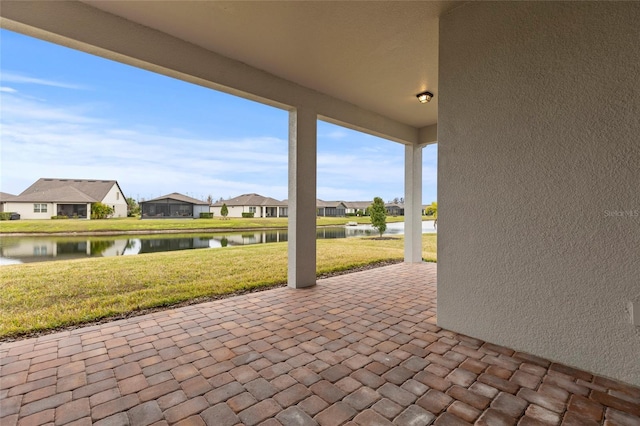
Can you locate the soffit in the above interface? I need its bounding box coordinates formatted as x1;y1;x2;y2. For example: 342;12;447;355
82;1;462;129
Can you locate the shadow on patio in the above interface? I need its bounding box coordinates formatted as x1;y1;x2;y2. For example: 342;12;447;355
1;263;638;425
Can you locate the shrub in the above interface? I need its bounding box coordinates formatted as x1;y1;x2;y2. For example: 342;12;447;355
242;212;254;218
0;212;11;221
199;212;214;219
345;213;357;217
91;202;114;219
51;215;69;220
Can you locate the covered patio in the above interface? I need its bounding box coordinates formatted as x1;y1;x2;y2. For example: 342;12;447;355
1;0;638;419
1;264;638;425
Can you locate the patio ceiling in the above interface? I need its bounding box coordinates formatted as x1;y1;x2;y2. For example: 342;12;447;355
1;1;465;142
82;0;461;129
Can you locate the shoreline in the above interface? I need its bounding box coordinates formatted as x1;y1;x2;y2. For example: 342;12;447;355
0;219;435;238
0;226;289;237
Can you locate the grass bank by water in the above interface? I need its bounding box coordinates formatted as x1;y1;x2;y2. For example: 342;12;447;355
0;235;436;339
0;216;427;235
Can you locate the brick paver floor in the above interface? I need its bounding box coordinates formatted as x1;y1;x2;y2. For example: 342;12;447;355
1;263;639;425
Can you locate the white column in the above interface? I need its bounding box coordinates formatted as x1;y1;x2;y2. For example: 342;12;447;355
404;144;423;263
288;107;317;288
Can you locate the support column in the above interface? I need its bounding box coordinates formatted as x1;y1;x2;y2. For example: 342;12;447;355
404;144;423;263
288;107;317;288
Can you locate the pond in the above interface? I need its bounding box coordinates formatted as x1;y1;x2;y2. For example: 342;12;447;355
0;221;436;265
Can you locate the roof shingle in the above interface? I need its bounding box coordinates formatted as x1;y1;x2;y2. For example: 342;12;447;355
15;178;124;203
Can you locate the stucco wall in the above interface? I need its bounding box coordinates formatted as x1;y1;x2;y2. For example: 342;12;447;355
3;202;54;220
101;184;128;218
193;205;210;218
210;205;246;218
438;2;640;385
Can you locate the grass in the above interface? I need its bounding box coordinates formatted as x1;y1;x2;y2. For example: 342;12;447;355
0;235;436;339
0;216;430;234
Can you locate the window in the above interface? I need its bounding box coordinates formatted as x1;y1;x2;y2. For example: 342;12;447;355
34;204;48;213
116;192;120;200
249;207;256;213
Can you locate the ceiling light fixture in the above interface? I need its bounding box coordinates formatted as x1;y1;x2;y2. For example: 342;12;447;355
416;91;433;103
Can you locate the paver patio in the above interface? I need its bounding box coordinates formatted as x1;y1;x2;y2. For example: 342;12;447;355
1;263;639;426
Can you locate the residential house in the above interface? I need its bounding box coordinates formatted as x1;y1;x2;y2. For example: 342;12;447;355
140;193;210;219
1;178;127;219
0;192;17;213
343;201;371;216
6;1;638;386
385;202;404;216
316;200;346;217
211;193;288;218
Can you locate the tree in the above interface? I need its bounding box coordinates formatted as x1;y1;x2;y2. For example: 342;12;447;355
126;197;140;217
370;197;387;237
424;201;438;217
425;201;438;229
91;202;114;219
221;203;229;220
207;194;213;205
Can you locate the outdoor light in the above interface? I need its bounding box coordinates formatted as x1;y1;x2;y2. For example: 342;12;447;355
416;91;433;103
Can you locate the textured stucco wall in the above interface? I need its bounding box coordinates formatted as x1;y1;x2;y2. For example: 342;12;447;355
438;2;640;385
101;184;128;218
4;202;54;220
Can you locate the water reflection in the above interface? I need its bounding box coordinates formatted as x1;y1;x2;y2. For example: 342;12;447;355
0;238;127;265
1;221;435;265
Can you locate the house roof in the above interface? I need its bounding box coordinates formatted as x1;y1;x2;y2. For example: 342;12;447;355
143;193;209;205
343;201;373;209
18;178;124;203
13;186;97;203
317;200;347;208
0;192;17;202
213;193;286;207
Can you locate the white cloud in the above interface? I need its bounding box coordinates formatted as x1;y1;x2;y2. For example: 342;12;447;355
0;92;289;200
321;130;348;140
1;86;436;203
0;93;104;124
0;86;17;93
1;71;88;90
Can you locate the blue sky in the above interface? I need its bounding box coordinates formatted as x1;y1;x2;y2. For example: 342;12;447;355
0;29;437;203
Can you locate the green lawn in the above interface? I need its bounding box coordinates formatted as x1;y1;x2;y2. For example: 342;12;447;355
0;216;431;234
0;235;436;339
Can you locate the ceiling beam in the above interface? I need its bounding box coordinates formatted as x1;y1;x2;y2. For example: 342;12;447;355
419;124;438;145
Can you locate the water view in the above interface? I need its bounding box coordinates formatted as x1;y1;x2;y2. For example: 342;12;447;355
0;221;435;265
